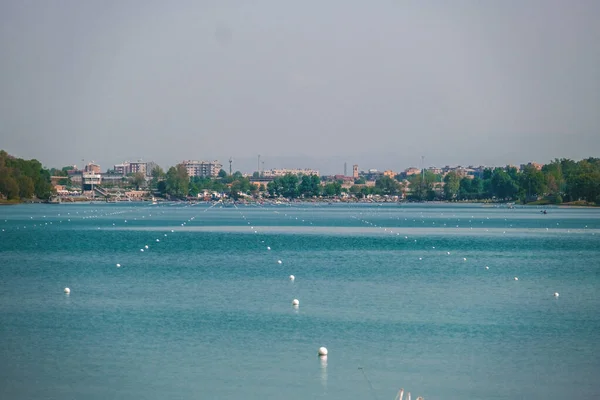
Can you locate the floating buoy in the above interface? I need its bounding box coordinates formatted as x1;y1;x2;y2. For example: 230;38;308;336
418;257;422;260
64;288;70;294
140;249;144;252
116;263;121;267
318;347;328;356
553;292;559;297
278;260;282;264
171;230;174;233
463;258;467;261
267;246;271;250
144;245;149;249
485;266;489;270
289;275;295;281
292;299;299;306
447;252;450;255
156;239;160;242
514;277;519;281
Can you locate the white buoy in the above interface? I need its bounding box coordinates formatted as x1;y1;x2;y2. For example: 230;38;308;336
140;249;144;252
485;266;489;270
267;246;271;250
116;263;121;267
318;347;328;356
514;277;518;281
289;275;295;281
554;292;559;297
447;252;450;255
463;258;467;261
418;257;422;260
64;288;70;294
278;260;282;264
292;299;299;306
145;245;149;249
156;239;160;242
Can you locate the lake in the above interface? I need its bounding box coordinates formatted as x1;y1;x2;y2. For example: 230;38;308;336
1;202;599;399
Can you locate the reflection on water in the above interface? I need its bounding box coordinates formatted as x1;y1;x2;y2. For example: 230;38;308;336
320;355;327;387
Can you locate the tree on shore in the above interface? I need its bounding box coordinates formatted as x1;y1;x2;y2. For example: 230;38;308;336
443;171;460;200
163;164;189;198
0;150;54;200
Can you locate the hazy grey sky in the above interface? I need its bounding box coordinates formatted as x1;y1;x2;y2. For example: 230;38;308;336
1;0;599;174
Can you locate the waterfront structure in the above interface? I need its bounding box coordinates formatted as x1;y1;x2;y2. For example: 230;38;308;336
82;172;102;190
182;160;223;178
262;168;319;177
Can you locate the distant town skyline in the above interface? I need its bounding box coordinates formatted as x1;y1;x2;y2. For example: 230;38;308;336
0;150;594;177
1;1;599;175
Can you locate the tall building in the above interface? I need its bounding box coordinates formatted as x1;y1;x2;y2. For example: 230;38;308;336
113;160;156;176
113;163;128;175
182;160;223;178
145;161;158;177
353;164;359;179
129;161;146;175
84;162;101;174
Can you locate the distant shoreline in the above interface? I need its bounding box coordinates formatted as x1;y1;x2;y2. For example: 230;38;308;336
1;198;598;207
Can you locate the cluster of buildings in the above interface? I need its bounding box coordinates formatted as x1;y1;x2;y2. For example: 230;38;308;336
52;156;547;200
262;168;319;178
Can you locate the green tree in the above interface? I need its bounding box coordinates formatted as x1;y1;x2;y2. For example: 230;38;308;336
150;166;165;190
375;176;401;195
165;164;189;198
323;182;341;197
519;165;546;202
443;171;460;200
280;174;299;198
490;168;518;200
130;172;146;190
18;175;35;198
408;171;437;201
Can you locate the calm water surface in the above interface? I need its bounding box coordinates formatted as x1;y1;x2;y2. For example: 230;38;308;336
1;202;599;399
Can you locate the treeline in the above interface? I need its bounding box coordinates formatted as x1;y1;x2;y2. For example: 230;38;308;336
436;158;600;204
0;150;54;200
147;157;600;205
150;166;257;200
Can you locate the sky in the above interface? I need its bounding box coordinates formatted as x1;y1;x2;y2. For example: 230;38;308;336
1;0;599;175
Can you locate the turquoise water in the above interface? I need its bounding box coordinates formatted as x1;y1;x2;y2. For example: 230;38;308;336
1;202;599;399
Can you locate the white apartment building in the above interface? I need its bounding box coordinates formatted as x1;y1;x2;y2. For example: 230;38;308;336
113;161;152;176
182;160;223;178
